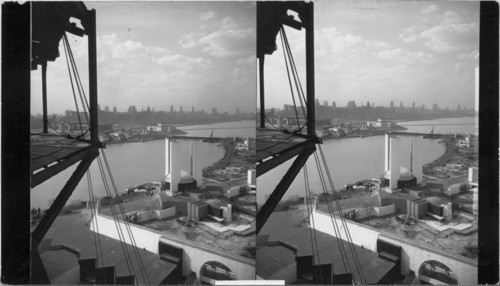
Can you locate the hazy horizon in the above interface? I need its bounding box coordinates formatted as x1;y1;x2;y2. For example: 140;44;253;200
260;1;479;111
31;1;256;115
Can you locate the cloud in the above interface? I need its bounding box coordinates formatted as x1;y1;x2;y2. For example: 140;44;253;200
377;49;434;65
97;34;169;63
399;27;419;43
200;10;217;21
198;17;255;58
420;11;478;52
157;54;211;70
422;4;439;14
236;56;255;66
458;49;479;61
178;32;200;49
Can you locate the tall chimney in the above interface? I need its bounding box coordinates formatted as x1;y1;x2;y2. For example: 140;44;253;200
170;139;182;192
389;136;401;189
192;140;203;186
411;136;423;183
165;138;171;177
385;134;391;172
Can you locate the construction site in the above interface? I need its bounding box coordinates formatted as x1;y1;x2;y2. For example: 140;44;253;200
36;136;257;284
258;132;478;284
27;2;256;284
254;2;478;285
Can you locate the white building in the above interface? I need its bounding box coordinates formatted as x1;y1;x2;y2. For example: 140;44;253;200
247;169;256;189
468;167;478;186
165;138;204;193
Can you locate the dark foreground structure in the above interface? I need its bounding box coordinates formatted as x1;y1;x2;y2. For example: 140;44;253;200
257;211;400;284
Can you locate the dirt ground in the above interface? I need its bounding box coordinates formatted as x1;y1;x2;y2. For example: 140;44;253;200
99;194;255;259
359;212;478;259
141;216;255;259
424;135;478;179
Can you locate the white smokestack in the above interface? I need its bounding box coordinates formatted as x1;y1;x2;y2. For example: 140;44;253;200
190;140;194;176
411;136;423;183
165;138;171;177
385;134;391;172
170;140;182;192
389;136;401;189
192;140;203;186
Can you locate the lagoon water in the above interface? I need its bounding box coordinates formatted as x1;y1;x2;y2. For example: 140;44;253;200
256;117;477;205
178;120;255;138
31;139;225;209
31;121;255;209
30;120;254;209
32;118;471;209
399;116;477;135
256;135;445;205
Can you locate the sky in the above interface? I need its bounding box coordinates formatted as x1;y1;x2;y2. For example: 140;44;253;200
261;1;479;110
31;1;256;115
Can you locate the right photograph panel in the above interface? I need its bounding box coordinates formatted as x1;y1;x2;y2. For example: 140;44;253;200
256;2;479;284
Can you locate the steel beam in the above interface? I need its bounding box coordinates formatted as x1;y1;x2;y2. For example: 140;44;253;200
257;141;315;233
257;141;307;177
30;248;50;284
88;9;98;142
30;147;93;188
259;55;265;128
41;61;48;134
31;149;98;247
305;3;315;138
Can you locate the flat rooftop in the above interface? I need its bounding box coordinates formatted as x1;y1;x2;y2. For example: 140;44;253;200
316;192;381;213
39;214;177;284
256;245;296;278
258;210;395;284
256;128;308;162
382;191;420;201
30;134;100;187
30;135;94;172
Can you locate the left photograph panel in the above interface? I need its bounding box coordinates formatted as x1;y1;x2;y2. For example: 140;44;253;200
30;2;256;284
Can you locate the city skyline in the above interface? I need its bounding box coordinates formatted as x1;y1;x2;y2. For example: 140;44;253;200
261;1;479;111
31;2;256;115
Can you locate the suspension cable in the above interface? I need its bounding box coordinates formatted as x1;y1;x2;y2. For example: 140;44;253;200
315;148;367;284
312;152;352;275
63;34;90;126
64;33;90;111
86;170;109;284
303;163;323;283
62;34;84;134
318;145;367;283
101;150;151;284
96;156;136;279
280;27;301;130
282;27;308;113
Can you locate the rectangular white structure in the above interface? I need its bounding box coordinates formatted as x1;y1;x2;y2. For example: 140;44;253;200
247;169;256;187
411;136;423;183
384;134;391;172
166;138;206;189
389;136;401;189
165;138;171;177
468;167;478;183
169;139;182;193
191;140;204;186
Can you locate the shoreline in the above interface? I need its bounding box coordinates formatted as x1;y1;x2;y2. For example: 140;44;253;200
267;135;454;209
396;115;477;124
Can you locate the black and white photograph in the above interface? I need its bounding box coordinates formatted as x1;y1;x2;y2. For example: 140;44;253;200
28;2;256;284
256;1;484;285
1;0;498;285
